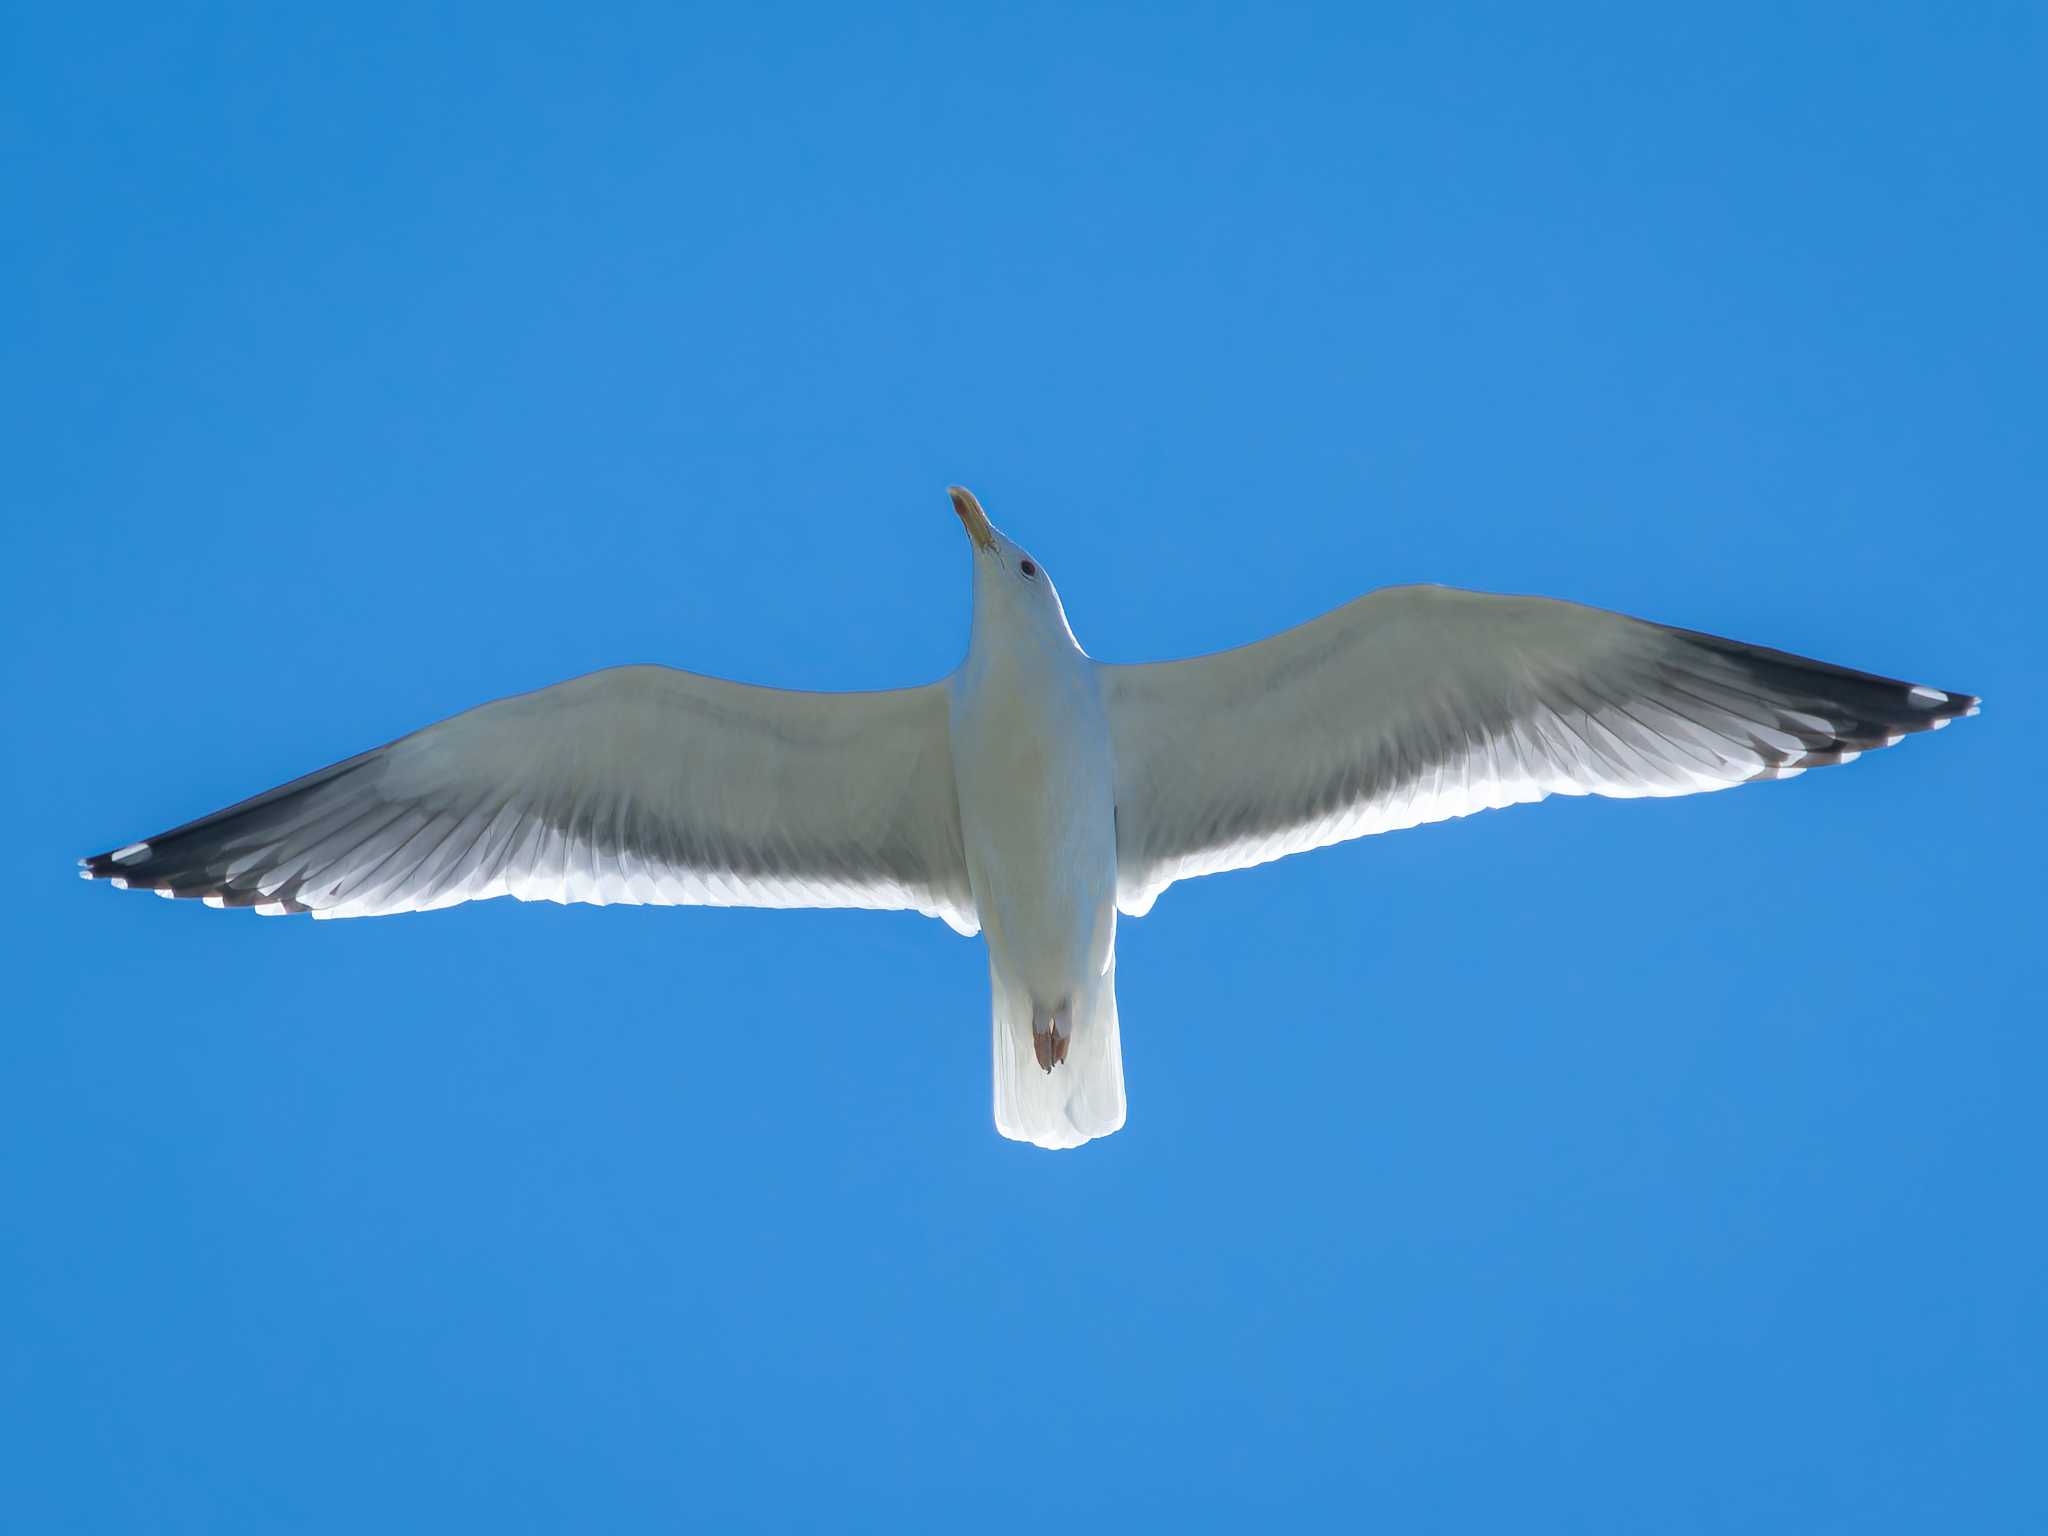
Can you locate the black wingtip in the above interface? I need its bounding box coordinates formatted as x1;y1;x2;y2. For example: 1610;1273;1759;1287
79;844;151;896
75;750;384;913
78;850;120;881
1644;628;1980;790
78;843;319;912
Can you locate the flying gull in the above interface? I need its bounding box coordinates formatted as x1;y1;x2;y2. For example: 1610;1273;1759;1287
81;489;1978;1148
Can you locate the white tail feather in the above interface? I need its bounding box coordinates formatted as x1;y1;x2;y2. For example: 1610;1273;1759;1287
990;961;1126;1150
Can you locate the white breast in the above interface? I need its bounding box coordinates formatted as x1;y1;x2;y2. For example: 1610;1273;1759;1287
948;641;1119;1001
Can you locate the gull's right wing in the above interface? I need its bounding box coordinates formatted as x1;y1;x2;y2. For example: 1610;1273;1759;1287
81;665;980;934
1100;584;1976;916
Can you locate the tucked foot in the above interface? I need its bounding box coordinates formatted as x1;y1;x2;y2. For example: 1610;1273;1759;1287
1030;1000;1073;1073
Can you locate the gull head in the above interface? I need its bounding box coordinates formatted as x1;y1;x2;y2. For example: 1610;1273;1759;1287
949;486;1082;653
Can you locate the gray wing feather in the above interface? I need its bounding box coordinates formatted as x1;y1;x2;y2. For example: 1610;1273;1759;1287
1101;584;1976;916
82;665;978;933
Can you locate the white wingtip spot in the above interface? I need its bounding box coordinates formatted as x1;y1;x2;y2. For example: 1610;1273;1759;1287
1931;716;1951;730
254;900;288;916
1907;685;1947;707
110;877;130;890
1965;702;1981;717
203;895;225;909
1836;749;1861;766
154;886;176;899
113;842;152;864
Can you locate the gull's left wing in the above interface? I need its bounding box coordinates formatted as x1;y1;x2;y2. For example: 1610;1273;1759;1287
1100;584;1976;917
81;665;980;933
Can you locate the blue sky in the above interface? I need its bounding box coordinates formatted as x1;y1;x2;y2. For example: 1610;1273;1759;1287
4;3;2041;1530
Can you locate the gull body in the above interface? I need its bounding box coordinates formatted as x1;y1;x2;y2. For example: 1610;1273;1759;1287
81;488;1979;1149
947;492;1123;1145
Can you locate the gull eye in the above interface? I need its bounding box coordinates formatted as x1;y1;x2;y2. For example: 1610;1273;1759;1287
1019;559;1038;579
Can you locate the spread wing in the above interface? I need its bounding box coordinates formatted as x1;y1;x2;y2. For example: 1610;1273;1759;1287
80;664;979;934
1101;584;1977;916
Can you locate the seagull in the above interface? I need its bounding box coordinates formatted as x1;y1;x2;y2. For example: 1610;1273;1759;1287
82;488;1977;1148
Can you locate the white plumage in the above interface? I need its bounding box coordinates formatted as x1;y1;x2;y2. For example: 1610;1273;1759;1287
82;489;1977;1148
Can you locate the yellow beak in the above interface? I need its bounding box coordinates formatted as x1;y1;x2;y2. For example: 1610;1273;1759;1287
949;486;997;553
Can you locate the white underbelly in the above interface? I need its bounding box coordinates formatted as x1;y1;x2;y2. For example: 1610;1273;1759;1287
951;664;1118;1001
